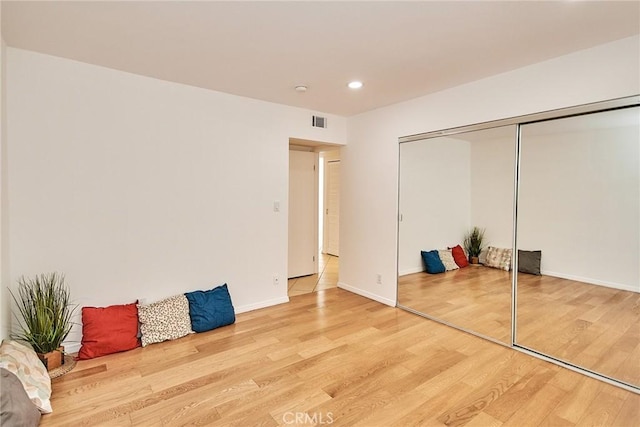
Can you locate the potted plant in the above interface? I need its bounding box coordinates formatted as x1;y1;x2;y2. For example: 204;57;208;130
463;227;486;264
10;272;76;371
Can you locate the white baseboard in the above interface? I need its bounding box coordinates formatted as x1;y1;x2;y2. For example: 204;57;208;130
337;282;396;307
235;296;290;314
399;267;423;276
541;270;639;293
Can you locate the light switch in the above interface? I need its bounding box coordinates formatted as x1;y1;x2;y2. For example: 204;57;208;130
273;201;280;212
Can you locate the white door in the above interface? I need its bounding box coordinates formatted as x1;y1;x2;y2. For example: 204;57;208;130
325;160;340;256
288;151;318;278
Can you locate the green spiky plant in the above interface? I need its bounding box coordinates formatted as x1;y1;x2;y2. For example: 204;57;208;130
9;272;77;354
463;227;486;260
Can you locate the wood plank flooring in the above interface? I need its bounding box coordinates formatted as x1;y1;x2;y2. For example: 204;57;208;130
398;266;512;343
41;288;639;426
288;254;339;296
399;267;639;388
517;273;640;387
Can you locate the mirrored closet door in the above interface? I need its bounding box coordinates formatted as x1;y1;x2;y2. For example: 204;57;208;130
397;125;516;345
516;106;640;388
398;96;639;391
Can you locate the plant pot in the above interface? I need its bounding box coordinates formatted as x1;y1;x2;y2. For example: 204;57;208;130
470;256;480;265
38;347;64;371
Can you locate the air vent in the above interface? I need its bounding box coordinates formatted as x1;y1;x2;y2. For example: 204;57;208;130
312;115;327;129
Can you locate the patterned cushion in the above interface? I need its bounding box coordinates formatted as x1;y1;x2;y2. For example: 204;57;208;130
484;246;512;271
0;340;52;413
138;295;194;347
438;249;459;271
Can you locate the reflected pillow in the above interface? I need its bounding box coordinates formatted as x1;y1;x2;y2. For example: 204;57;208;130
479;248;488;265
518;250;541;275
484;246;512;271
437;250;459;271
421;250;446;274
450;245;469;268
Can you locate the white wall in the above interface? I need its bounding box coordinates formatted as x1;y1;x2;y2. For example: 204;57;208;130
518;118;639;291
398;137;470;275
469;131;516;250
341;35;640;306
5;48;346;351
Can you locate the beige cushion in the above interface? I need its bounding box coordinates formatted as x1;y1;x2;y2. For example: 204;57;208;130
484;246;512;271
438;249;459;271
138;294;194;347
0;340;52;413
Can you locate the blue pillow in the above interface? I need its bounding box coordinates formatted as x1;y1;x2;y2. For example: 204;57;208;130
421;250;446;274
185;284;236;333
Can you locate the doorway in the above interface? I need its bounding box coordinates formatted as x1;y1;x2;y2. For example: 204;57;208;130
288;150;318;279
288;139;341;297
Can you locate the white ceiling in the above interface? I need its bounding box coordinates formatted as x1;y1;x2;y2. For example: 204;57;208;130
2;1;639;117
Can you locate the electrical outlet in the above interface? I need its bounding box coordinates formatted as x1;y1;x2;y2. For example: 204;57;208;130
273;275;280;286
376;274;382;285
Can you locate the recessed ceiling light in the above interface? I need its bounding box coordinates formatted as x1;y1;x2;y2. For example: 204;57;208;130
295;85;308;92
348;81;363;89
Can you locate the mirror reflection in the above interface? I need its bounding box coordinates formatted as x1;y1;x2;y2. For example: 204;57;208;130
516;107;640;387
398;125;515;344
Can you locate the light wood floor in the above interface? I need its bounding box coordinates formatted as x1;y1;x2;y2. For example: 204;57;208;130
288;253;338;296
517;273;640;387
42;288;638;426
398;266;512;343
398;267;639;388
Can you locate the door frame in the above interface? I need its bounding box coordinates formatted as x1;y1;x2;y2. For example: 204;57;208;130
322;154;340;256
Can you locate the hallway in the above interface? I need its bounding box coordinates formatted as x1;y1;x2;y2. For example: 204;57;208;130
287;253;338;296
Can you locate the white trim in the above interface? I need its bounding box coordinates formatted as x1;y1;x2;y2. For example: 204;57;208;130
235;296;290;314
399;267;423;276
337;282;396;307
541;270;639;293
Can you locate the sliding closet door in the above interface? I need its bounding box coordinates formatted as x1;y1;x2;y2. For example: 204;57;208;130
398;125;516;345
516;106;640;388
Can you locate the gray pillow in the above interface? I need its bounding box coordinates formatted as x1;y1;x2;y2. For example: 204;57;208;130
0;368;41;427
518;250;541;275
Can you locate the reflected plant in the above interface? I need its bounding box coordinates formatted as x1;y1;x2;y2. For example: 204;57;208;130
463;227;485;259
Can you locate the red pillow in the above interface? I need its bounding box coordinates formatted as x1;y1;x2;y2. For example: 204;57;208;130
451;245;469;268
78;302;140;360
